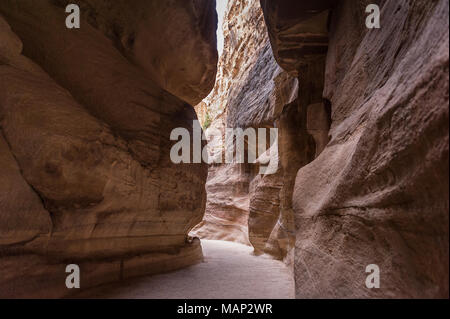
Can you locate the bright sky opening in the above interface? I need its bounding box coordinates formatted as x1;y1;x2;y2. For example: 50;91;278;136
216;0;228;56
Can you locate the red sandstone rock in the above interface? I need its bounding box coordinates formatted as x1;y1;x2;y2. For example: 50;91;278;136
53;0;218;106
261;0;449;298
193;0;329;267
191;0;301;259
0;0;215;297
1;0;448;300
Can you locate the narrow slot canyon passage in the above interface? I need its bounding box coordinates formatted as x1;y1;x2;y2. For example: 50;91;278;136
68;0;298;299
0;0;448;300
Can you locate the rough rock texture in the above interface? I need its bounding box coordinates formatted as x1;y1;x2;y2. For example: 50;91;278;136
191;0;269;246
260;0;337;75
221;0;333;265
262;0;449;298
192;0;321;268
196;0;268;124
2;0;447;300
0;134;52;246
0;0;216;298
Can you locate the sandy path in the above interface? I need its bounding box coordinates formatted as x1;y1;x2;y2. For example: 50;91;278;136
73;240;294;299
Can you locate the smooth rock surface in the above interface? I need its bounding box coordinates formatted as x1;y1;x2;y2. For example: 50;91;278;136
0;0;215;297
53;0;218;106
192;164;252;246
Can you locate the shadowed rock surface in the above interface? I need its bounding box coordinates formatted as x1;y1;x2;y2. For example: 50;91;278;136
0;0;216;298
260;0;337;75
52;0;218;106
261;0;449;298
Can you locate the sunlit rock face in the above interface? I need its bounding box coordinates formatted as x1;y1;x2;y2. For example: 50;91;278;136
191;0;313;266
0;0;215;297
262;0;449;298
192;0;268;246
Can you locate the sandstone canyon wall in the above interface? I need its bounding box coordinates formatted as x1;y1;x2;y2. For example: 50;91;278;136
194;0;448;298
191;0;271;246
0;0;448;300
191;0;306;265
261;0;449;298
0;0;217;298
193;0;332;267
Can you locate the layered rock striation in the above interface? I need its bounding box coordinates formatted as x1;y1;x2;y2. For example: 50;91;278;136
192;0;270;246
1;0;448;300
0;0;217;298
262;0;449;298
192;0;324;266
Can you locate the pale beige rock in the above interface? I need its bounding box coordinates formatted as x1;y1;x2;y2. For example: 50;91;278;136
1;0;447;300
249;101;317;263
191;163;252;246
220;0;328;264
192;0;270;246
